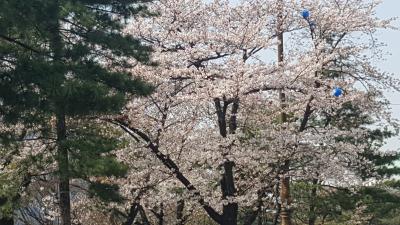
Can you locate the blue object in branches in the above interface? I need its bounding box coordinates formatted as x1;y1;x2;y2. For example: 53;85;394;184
333;87;343;97
301;9;310;19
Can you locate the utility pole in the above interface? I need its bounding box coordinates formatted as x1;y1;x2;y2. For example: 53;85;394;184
277;0;291;225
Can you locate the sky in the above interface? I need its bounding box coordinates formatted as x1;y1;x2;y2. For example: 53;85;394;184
375;0;400;150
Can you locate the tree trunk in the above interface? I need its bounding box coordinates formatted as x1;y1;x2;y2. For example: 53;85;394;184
279;161;291;225
214;98;239;225
123;203;140;225
138;205;150;225
308;179;318;225
57;112;71;225
221;161;238;225
273;179;281;225
151;203;165;225
176;199;185;225
158;203;164;225
279;171;291;225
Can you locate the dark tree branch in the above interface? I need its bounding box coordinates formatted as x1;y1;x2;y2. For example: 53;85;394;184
109;118;223;224
138;204;151;225
176;199;185;225
214;98;229;138
299;96;314;132
188;53;230;68
229;98;239;135
244;85;306;95
150;203;164;225
0;34;42;54
123;203;140;225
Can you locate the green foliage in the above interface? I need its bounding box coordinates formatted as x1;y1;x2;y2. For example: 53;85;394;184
0;0;154;219
291;181;400;225
1;0;154;126
88;182;124;203
292;182;355;224
66;123;129;179
291;99;400;225
0;174;18;218
321;101;399;178
356;182;400;224
0;158;32;221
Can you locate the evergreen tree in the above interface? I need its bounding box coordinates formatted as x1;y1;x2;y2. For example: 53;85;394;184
291;101;400;225
0;1;153;224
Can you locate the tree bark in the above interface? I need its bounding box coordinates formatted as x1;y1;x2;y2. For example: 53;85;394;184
273;181;281;225
138;205;150;225
176;199;185;225
123;203;140;225
157;203;164;225
308;179;318;225
215;97;239;225
57;112;71;225
279;167;291;225
221;161;238;225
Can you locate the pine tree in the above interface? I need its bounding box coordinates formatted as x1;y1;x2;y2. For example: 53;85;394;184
290;101;400;225
0;1;153;224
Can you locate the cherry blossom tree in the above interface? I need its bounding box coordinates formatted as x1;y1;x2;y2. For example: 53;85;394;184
3;0;395;224
103;0;399;225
